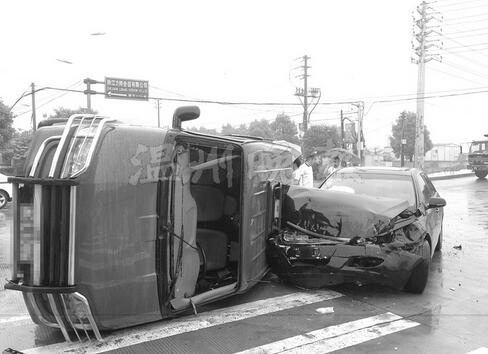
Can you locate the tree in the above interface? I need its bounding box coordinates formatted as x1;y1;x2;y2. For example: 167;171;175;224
188;126;219;135
49;106;97;118
248;119;274;139
389;111;433;162
9;129;33;175
221;123;249;136
302;125;341;157
0;99;16;150
270;113;300;144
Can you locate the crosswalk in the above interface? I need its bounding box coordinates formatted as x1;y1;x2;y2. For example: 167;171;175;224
17;289;424;354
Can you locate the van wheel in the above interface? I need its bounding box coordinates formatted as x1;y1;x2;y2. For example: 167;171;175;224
475;171;487;178
404;240;431;294
0;190;8;209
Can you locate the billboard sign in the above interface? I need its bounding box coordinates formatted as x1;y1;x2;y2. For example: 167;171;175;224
105;77;149;101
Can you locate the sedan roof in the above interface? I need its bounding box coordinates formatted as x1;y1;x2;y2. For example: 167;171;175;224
335;166;417;176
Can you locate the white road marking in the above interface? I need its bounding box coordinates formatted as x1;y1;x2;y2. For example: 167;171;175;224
467;348;488;354
0;315;31;325
23;290;343;354
237;312;419;354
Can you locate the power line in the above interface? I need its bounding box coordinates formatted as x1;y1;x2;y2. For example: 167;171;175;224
442;26;488;35
440;60;488;81
443;17;488;26
438;32;488;65
9;84;488;117
444;12;488;21
436;0;487;8
429;65;488;86
437;3;488;13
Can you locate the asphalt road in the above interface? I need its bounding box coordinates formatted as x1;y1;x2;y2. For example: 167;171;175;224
0;176;487;354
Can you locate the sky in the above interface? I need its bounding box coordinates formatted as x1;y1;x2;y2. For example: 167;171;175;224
2;0;488;150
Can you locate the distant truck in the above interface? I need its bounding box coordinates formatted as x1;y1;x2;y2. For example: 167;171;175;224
467;134;488;178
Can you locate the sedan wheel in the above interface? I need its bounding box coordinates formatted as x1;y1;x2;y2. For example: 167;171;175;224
404;239;431;294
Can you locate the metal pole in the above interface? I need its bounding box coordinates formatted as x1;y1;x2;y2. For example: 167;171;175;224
401;115;405;167
157;99;161;128
86;81;92;111
357;102;364;166
340;110;345;149
415;1;426;170
31;83;37;131
302;55;309;132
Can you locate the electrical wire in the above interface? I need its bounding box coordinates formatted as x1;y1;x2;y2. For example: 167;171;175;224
442;17;488;26
436;0;486;8
444;12;488;21
429;65;488;86
439;32;488;66
437;3;488;13
440;60;488;81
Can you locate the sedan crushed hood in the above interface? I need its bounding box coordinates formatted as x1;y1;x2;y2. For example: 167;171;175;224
283;186;411;239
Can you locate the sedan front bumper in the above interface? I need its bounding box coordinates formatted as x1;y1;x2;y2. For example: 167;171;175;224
266;236;425;290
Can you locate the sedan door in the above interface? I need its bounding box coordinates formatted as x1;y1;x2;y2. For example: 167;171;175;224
415;172;440;254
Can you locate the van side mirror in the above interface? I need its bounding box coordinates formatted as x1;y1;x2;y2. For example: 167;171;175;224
172;106;200;129
427;197;446;209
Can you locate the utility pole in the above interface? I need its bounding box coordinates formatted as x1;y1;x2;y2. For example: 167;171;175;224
294;55;321;135
400;115;406;167
412;1;442;169
83;78;99;111
31;83;37;131
156;99;161;127
302;55;309;132
350;101;364;165
357;102;364;165
340;110;345;149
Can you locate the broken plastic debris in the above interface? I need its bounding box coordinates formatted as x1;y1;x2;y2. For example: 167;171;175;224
453;245;462;250
315;307;334;314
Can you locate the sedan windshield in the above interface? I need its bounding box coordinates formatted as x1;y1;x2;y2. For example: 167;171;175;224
321;172;416;207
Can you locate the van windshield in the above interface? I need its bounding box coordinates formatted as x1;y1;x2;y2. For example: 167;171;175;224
470;142;488;153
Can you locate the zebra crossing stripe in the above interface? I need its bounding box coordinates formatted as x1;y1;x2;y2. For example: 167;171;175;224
23;290;343;354
237;312;419;354
467;348;488;354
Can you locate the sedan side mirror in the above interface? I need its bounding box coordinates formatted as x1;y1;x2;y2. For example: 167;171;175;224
427;197;446;209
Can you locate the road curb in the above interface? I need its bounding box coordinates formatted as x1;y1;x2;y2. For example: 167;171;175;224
428;172;475;181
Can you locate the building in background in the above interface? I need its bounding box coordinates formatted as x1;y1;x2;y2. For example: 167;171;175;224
425;143;461;161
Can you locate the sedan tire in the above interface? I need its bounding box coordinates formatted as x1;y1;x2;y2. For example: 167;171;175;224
404;239;431;294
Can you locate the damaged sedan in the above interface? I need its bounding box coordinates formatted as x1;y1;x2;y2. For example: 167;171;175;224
267;167;446;293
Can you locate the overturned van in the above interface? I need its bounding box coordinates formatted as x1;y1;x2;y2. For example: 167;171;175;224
5;107;292;341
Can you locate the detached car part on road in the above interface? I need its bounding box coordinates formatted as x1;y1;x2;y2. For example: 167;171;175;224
267;167;446;294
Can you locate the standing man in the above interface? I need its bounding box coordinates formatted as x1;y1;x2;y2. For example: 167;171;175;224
327;156;341;177
293;155;314;188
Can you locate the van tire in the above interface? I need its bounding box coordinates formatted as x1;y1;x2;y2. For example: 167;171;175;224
0;190;9;209
475;171;487;178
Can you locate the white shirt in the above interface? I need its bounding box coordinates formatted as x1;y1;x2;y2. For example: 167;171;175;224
294;163;314;188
